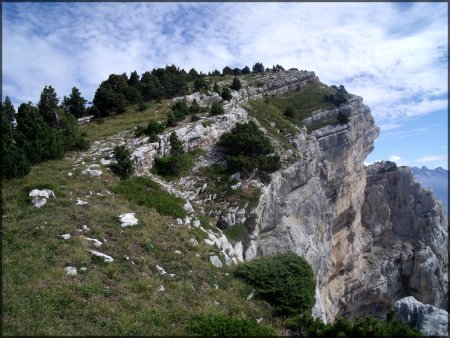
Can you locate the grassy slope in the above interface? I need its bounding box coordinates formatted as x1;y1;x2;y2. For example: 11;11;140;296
3;79;334;335
2;100;278;335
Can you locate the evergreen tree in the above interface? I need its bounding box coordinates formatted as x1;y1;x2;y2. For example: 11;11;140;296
169;132;184;156
128;71;140;88
210;101;224;115
1;98;31;179
140;72;165;101
222;66;234;76
252;62;265;73
233;68;242;75
38;85;60;127
230;77;242;91
2;96;16;125
66;87;87;118
221;87;232;101
241;66;251;74
15;103;64;164
111;145;134;179
194;77;209;91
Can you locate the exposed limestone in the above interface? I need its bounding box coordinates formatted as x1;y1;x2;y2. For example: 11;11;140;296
90;250;114;263
29;189;55;208
81;168;102;176
64;266;77;276
395;296;448;337
118;213;139;227
209;255;223;268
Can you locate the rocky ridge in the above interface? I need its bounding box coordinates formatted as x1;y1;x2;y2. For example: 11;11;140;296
73;69;447;328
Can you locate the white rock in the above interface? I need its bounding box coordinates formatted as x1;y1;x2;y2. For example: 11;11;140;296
118;213;138;227
90;250;114;263
209;255;223;268
82;224;90;231
214;301;220;305
61;234;71;240
158;285;166;292
174;250;182;254
84;237;102;247
183;201;194;213
68;172;73;176
214;283;219;289
184;216;191;225
176;218;183;225
168;273;176;277
188;238;199;246
256;318;263;324
231;182;242;190
395;296;448;337
29;189;55;208
247;289;255;300
100;158;117;166
156;265;167;275
204;239;215;246
64;266;77;276
76;198;88;205
81;168;102;176
80;267;87;272
192;219;201;227
195;253;201;257
29;189;55;199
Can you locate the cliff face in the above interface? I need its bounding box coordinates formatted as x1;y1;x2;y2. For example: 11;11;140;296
129;69;447;324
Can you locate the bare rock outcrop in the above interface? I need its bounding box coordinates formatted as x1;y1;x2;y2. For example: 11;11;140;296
395;296;448;337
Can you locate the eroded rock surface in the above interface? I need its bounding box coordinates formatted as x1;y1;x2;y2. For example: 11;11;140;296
395;296;448;337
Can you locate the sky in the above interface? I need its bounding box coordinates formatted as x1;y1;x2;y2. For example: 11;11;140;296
2;2;448;169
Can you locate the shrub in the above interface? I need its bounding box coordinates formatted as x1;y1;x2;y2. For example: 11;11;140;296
213;82;220;94
230;77;242;91
233;252;316;316
187;313;276;336
285;313;423;337
210;101;225;116
284;105;295;117
111;145;134;179
221;87;232;101
337;111;349;124
136;102;149;112
217;121;281;178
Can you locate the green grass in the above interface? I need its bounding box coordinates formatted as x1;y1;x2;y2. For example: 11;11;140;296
113;176;186;219
79;101;170;142
2;152;283;335
246;83;338;144
223;224;248;242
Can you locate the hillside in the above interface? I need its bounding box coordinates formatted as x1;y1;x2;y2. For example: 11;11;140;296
2;69;447;336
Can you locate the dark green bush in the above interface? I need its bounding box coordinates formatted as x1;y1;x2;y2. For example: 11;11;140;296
230;77;242;91
111;145;134;179
337;111;349;124
210;101;225;116
187;313;275;336
284;105;295;117
285;313;423;337
221;87;232;101
213;82;220;94
218;121;280;178
233;252;316;316
136;102;149;112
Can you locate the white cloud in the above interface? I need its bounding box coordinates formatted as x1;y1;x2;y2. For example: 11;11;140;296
2;1;448;127
416;155;448;163
389;155;401;162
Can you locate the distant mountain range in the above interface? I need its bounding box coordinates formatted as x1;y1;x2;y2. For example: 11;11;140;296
412;166;448;217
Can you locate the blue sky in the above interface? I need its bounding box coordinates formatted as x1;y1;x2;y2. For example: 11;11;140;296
2;2;448;169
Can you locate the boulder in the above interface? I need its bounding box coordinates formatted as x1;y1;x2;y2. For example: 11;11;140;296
395;296;448;337
209;255;223;268
118;213;138;227
64;266;77;276
81;168;102;176
29;189;55;208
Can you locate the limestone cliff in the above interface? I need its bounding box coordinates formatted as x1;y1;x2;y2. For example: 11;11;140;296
126;69;447;325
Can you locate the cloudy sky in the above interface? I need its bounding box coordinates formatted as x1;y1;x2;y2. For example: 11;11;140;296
3;2;448;169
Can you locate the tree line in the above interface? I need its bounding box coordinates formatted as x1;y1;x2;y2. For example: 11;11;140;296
2;86;89;179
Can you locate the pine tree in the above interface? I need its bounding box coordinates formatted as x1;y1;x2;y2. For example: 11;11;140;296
213;82;220;94
38;85;60;127
66;87;87;118
230;77;242;91
1;98;30;179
